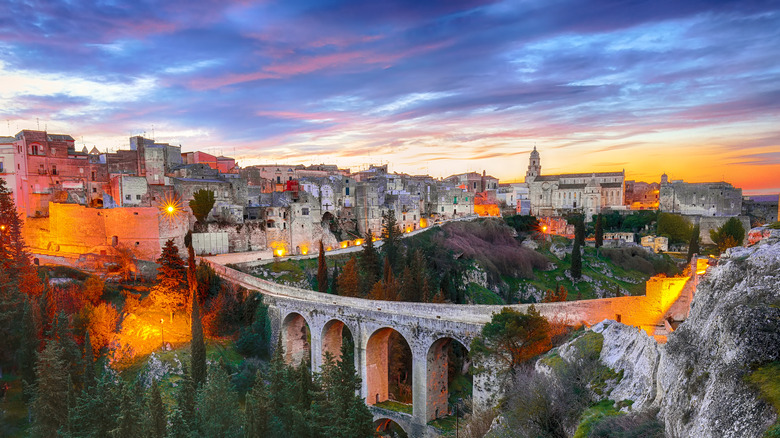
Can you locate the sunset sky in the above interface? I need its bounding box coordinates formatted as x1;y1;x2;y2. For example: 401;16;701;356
1;0;778;194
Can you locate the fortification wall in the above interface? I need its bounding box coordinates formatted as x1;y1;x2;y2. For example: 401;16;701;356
22;202;187;261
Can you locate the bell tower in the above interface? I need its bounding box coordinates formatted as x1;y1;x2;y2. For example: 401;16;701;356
526;145;541;181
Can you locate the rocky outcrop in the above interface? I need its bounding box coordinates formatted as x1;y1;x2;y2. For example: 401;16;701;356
656;239;780;438
592;320;662;411
545;238;780;437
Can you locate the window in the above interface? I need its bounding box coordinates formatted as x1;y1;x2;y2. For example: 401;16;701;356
125;195;131;200
93;188;97;193
0;160;3;172
136;194;141;200
345;187;350;195
301;208;309;215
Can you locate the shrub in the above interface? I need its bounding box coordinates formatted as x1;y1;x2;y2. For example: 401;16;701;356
588;410;665;438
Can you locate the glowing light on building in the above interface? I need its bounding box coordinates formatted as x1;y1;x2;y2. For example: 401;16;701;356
300;246;308;255
157;193;183;222
542;225;548;232
419;217;428;228
340;241;349;248
354;239;363;246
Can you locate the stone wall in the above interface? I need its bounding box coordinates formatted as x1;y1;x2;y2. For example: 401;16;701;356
23;202;188;260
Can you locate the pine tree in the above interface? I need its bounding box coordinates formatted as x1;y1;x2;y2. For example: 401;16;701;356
244;371;270;438
595;213;604;249
17;296;38;386
112;380;147;438
69;369;121;437
195;366;241;438
151;239;187;322
687;225;701;262
317;240;328;292
82;331;95;390
331;342;373;438
30;342;70;437
166;407;190;438
358;230;380;294
175;363;196;432
267;337;292;436
191;289;206;389
52;311;83;390
337;256;360;298
149;382;167;438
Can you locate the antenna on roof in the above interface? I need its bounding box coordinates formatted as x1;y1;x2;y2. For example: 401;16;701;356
37;117;40;130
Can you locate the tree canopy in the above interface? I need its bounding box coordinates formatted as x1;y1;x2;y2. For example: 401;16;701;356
470;306;552;375
710;217;745;253
189;189;216;224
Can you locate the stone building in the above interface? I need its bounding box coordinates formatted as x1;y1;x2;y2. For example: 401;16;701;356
0;136;16;195
624;180;659;210
11;130;109;217
525;146;625;221
659;174;742;217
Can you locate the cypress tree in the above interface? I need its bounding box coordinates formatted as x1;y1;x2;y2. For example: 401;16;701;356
380;210;402;273
330;264;340;295
317;240;328;293
191;289;206;389
149;382;167;438
687;224;701;262
571;239;582;280
358;230;380;294
186;243;197;311
595;213;604;248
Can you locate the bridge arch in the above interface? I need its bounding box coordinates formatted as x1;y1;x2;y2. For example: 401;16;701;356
281;311;311;366
426;336;472;422
373;418;409;438
365;327;413;408
321;318;356;365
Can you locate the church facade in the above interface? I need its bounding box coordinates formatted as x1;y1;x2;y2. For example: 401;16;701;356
525;147;625;222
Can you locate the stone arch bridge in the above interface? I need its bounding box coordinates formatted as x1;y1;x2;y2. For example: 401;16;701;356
204;260;699;437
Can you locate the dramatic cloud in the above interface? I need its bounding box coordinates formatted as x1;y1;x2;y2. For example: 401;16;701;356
1;0;778;192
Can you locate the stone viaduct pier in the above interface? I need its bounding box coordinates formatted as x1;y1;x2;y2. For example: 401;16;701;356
204;259;701;437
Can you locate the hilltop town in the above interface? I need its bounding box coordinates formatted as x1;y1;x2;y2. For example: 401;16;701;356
2;130;776;264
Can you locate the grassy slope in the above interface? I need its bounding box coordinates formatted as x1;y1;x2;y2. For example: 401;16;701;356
240;232;660;304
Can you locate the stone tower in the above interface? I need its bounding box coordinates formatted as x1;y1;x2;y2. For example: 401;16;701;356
526;146;541;181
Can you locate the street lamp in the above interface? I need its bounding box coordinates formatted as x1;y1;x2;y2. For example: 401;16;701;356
160;318;165;351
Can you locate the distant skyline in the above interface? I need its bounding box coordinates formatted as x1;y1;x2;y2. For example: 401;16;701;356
1;1;779;194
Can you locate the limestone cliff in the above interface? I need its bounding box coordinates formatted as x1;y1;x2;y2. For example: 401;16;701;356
591;237;780;437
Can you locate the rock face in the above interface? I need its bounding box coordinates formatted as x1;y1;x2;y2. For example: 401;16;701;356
591;320;661;411
656;239;780;438
552;238;780;437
